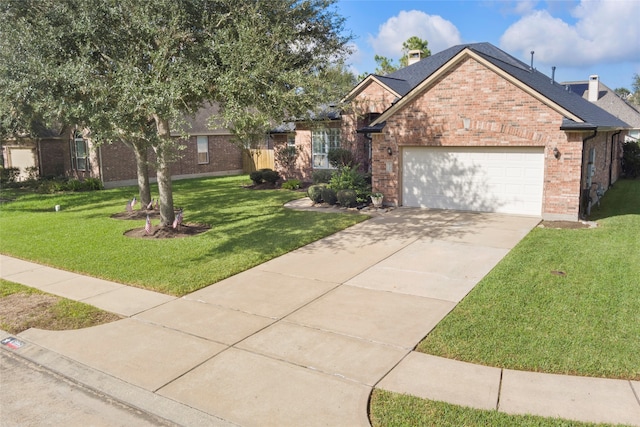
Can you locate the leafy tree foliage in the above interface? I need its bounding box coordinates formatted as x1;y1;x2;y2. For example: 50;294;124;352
362;36;431;77
0;0;352;225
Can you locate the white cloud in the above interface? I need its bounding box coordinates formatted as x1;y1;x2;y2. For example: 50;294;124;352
500;0;640;67
368;10;462;58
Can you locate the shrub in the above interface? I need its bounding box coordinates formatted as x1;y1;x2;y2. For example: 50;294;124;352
321;187;337;205
312;169;333;184
329;165;368;193
281;179;301;190
327;148;355;169
275;145;299;177
307;184;326;203
83;177;104;191
66;179;83;191
261;169;280;184
622;141;640;178
249;169;265;184
0;166;20;184
337;189;357;207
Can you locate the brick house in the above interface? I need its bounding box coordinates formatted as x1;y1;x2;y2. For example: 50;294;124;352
2;103;244;187
275;43;629;221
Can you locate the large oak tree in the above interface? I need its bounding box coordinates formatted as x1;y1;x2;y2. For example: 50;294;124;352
0;0;352;225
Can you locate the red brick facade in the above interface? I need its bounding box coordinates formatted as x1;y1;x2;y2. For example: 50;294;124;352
276;55;624;221
99;135;243;187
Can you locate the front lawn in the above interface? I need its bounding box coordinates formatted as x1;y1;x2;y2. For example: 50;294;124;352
417;179;640;380
0;175;366;295
370;390;621;427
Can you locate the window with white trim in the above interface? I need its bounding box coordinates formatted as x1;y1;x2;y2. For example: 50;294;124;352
287;133;296;147
197;136;209;164
312;128;340;169
71;132;88;171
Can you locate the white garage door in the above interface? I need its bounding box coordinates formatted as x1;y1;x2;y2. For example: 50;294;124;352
402;146;544;216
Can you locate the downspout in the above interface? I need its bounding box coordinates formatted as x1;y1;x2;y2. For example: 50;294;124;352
609;130;621;188
580;130;598;219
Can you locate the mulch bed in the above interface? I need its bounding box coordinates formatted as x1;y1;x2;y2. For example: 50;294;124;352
538;220;596;229
112;209;210;238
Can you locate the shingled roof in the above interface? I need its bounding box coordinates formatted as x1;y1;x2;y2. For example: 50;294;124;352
367;42;628;131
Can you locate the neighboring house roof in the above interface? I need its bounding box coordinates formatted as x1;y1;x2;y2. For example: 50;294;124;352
563;80;640;129
361;42;629;132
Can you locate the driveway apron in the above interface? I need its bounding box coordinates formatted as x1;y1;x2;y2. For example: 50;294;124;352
7;209;540;426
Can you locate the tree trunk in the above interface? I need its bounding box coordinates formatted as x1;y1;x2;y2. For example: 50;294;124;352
153;115;175;227
132;141;151;207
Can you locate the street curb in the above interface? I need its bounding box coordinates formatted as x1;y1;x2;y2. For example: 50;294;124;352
1;330;238;427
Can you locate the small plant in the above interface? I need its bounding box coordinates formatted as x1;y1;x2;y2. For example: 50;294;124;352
321;187;337;205
282;179;301;190
275;145;300;178
312;169;334;184
66;179;83;191
328;165;369;196
307;184;326;203
337;189;357;207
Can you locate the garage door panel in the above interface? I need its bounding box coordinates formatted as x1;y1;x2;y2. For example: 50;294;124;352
402;147;543;216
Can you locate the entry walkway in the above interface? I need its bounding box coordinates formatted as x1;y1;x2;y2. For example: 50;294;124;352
1;209;639;426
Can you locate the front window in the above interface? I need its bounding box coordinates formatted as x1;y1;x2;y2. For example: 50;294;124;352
197;136;209;164
312;128;340;169
287;133;296;147
72;132;88;171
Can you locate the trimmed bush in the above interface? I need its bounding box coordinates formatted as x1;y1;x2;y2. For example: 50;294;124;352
312;169;333;184
321;186;337;205
337;189;357;207
281;179;301;190
307;184;326;203
262;169;280;184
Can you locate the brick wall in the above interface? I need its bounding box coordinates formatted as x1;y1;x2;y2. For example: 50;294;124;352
369;56;595;220
100;135;243;186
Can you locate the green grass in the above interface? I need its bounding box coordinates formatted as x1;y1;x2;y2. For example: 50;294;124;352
370;390;624;427
418;179;640;380
0;175;366;295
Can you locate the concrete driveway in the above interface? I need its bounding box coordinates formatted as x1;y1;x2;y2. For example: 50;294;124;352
5;209;541;426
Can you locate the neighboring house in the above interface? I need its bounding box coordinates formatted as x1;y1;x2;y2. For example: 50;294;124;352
275;42;629;221
563;75;640;143
1;103;245;187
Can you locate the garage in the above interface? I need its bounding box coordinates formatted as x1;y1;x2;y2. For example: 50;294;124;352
402;146;544;216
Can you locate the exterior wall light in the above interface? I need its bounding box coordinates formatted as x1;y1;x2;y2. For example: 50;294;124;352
387;147;393;156
553;147;561;159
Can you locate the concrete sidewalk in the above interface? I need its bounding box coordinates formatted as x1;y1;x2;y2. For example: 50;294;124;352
1;208;639;426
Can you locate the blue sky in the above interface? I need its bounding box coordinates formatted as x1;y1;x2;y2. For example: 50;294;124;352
336;0;640;90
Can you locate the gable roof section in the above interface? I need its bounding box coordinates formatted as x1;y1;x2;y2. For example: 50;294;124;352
365;42;628;132
563;80;640;128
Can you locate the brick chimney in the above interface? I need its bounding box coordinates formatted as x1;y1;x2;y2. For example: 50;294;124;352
588;75;599;102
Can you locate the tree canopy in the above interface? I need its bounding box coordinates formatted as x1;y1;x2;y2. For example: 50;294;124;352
358;36;430;78
0;0;352;224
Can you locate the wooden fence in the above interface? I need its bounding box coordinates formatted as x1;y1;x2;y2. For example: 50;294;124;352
242;148;274;173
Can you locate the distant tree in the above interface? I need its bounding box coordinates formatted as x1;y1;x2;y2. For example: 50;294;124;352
615;87;631;99
362;36;432;77
399;36;431;67
631;73;640;106
373;54;400;76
